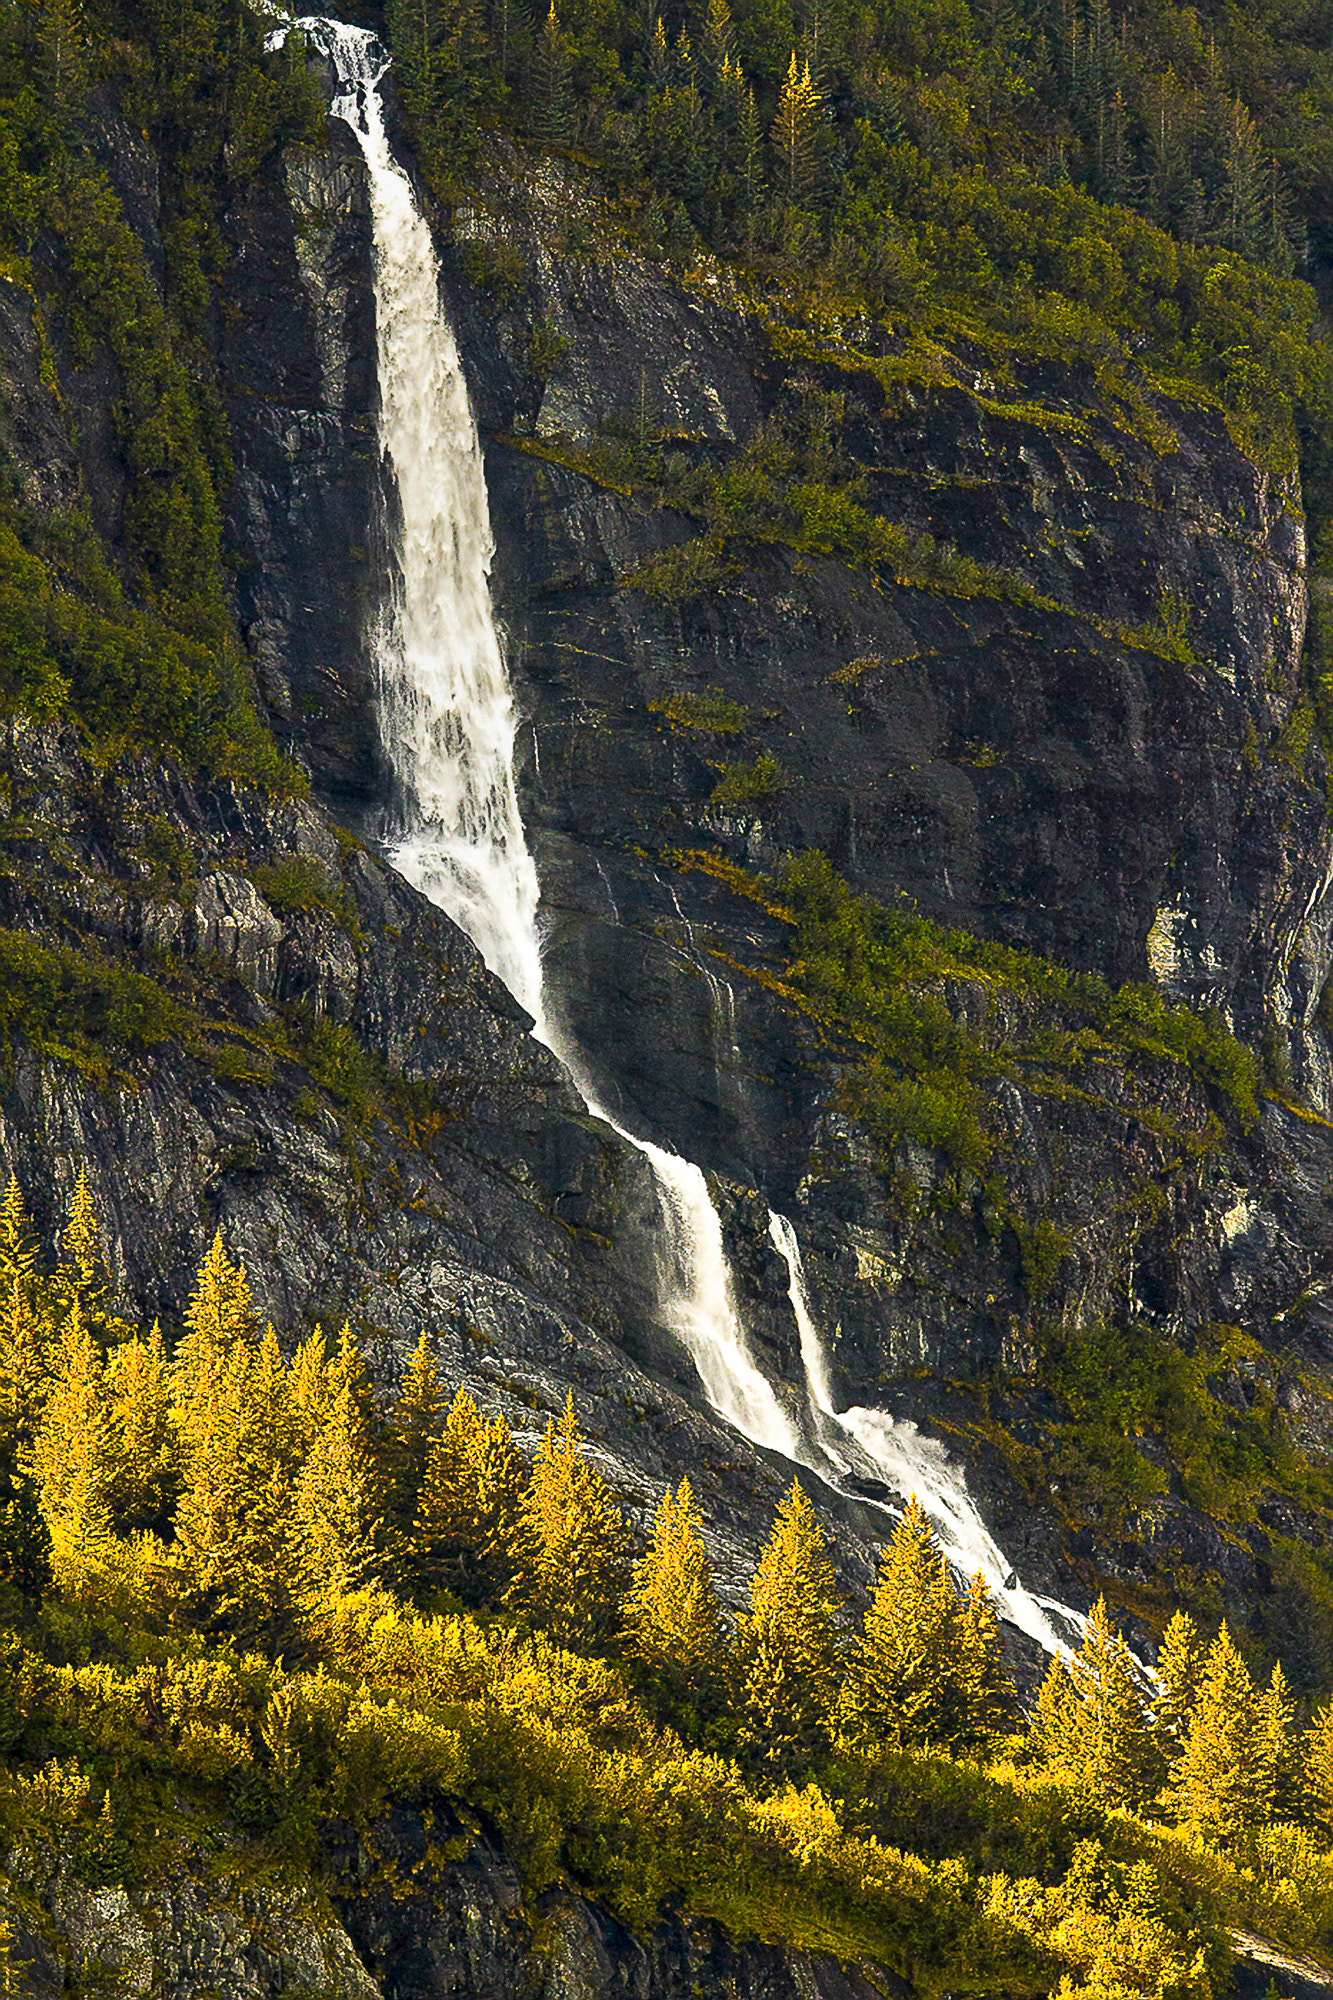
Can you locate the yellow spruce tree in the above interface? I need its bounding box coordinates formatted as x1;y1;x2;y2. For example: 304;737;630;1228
104;1322;175;1532
174;1329;295;1636
1169;1624;1282;1849
413;1387;532;1606
738;1479;842;1773
844;1496;963;1754
624;1477;725;1725
1154;1609;1206;1760
288;1325;331;1456
1304;1696;1333;1837
171;1230;258;1458
517;1393;626;1649
1035;1598;1159;1808
389;1332;445;1532
287;1323;384;1615
0;1278;47;1472
769;52;822;203
955;1573;1015;1750
58;1165;109;1320
25;1306;117;1590
0;1174;36;1296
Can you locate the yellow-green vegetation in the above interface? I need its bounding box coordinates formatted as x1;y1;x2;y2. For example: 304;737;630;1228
3;1180;1333;1994
710;752;789;808
250;855;361;935
681;847;1257;1174
0;0;319;784
391;0;1333;542
649;686;750;733
521;392;1037;607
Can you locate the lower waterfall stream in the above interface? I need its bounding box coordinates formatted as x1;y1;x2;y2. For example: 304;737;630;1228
274;11;1075;1653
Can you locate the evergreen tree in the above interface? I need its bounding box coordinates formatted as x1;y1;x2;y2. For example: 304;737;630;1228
0;1280;48;1473
175;1330;294;1634
1304;1697;1333;1838
844;1496;961;1753
1035;1598;1159;1808
172;1230;257;1456
0;1174;36;1295
700;0;735;86
738;1479;841;1773
517;1394;626;1649
624;1477;724;1722
26;1307;117;1585
770;51;821;203
414;1386;531;1606
287;1323;383;1613
288;1325;331;1455
1154;1609;1206;1756
529;2;574;143
0;1475;51;1605
1259;1659;1298;1819
389;1332;445;1530
1170;1624;1277;1848
956;1573;1015;1750
58;1165;108;1319
105;1324;175;1532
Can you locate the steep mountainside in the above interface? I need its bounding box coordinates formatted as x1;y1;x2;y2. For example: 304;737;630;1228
14;0;1333;1985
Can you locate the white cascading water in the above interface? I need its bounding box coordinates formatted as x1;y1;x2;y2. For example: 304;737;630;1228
275;15;1075;1649
280;15;800;1462
767;1213;1075;1654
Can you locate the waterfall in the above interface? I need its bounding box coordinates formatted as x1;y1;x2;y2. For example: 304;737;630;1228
286;14;799;1463
767;1212;1074;1655
275;14;1077;1652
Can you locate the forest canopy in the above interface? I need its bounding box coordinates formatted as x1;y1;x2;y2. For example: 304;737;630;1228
4;1175;1333;1998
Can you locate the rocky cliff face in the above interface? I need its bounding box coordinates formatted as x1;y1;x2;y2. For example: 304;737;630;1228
4;42;1333;1660
8;1801;900;2000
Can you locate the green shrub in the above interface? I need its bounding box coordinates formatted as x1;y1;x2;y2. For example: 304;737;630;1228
710;754;789;808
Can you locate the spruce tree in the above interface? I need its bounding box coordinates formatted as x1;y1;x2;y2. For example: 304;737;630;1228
287;1323;384;1614
105;1324;176;1532
172;1231;257;1458
956;1573;1016;1750
0;1475;51;1605
1034;1598;1158;1808
1170;1624;1275;1848
530;2;574;144
1304;1698;1333;1838
0;1280;48;1473
624;1477;724;1720
288;1326;331;1455
1259;1659;1297;1819
389;1332;445;1531
845;1496;961;1753
414;1387;532;1606
1154;1609;1206;1755
58;1165;106;1317
175;1332;294;1635
770;52;822;204
0;1175;36;1295
517;1394;626;1649
26;1307;117;1585
738;1479;841;1773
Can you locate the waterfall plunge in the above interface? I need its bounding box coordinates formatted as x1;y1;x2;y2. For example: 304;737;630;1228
278;15;1075;1649
292;15;799;1462
767;1213;1073;1654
